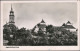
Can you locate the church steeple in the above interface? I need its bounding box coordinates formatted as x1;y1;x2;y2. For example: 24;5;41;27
9;4;15;25
11;4;13;11
10;4;14;13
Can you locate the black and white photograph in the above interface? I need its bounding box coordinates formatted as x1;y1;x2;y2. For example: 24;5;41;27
2;2;78;46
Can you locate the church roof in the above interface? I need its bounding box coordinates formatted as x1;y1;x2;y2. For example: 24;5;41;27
41;19;45;23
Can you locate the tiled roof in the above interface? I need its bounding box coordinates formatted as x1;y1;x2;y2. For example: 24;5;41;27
64;25;75;29
62;21;76;29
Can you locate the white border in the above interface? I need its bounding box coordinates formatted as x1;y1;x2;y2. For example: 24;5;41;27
1;1;80;50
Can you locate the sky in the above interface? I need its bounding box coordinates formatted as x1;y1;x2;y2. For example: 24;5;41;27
3;0;77;1
3;2;77;29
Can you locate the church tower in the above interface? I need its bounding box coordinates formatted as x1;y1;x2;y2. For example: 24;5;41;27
9;5;15;25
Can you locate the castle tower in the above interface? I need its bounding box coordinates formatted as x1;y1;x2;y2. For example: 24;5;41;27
38;19;46;33
39;19;46;28
34;19;46;33
9;5;15;25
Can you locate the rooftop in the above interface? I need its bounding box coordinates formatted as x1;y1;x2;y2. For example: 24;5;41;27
41;19;45;23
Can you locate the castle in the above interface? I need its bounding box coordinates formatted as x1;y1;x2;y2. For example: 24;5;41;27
34;19;46;34
3;5;77;46
62;21;77;32
3;5;77;36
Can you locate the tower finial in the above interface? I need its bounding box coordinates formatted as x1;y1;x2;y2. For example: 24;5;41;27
41;19;45;23
11;4;13;11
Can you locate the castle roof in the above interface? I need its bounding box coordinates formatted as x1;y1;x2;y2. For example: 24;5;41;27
66;21;72;25
64;25;75;29
62;21;76;29
41;19;45;23
67;21;71;24
62;23;66;26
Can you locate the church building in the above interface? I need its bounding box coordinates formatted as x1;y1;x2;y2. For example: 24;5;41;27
3;5;18;38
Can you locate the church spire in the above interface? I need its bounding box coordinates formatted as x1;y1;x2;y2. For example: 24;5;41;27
10;4;14;13
11;4;13;11
9;4;15;25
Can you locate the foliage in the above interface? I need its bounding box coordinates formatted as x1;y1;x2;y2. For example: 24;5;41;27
3;25;77;46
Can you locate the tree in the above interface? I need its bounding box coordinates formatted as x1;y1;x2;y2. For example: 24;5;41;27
16;27;33;45
46;25;54;33
3;29;11;40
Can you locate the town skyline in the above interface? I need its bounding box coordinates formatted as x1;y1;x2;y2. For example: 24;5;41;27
3;2;77;29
